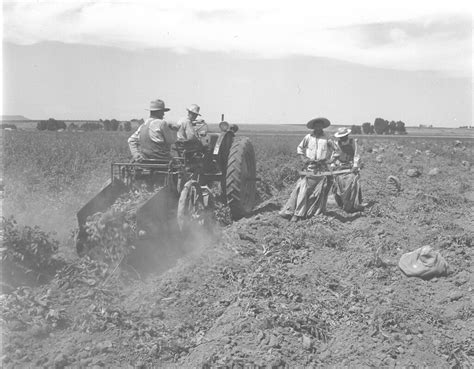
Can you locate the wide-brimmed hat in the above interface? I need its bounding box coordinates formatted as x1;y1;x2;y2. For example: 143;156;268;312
307;117;331;129
398;245;448;279
146;99;170;112
334;127;351;138
187;104;201;116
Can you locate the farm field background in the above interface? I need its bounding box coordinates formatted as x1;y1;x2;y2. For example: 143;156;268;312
4;120;474;138
1;127;474;367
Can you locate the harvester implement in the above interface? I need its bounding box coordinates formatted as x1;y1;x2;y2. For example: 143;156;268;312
76;122;257;257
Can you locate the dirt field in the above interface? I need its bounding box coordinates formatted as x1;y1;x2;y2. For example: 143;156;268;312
1;131;473;368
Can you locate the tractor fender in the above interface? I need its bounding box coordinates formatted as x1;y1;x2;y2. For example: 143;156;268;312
212;131;234;156
212;131;234;171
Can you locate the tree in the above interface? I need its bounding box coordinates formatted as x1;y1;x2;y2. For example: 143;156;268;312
350;125;362;134
110;119;120;131
68;122;78;131
103;120;111;131
37;118;66;131
80;122;102;131
388;121;397;134
124;121;132;132
374;118;389;134
362;122;373;134
395;121;406;134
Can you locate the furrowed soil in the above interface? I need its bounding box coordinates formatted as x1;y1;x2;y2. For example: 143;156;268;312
1;134;473;368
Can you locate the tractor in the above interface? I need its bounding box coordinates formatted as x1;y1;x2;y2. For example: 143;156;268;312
76;121;257;256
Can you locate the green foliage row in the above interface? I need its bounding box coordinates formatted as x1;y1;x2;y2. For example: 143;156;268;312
1;216;60;276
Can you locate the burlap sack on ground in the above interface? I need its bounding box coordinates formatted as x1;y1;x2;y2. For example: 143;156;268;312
398;246;448;279
332;172;362;213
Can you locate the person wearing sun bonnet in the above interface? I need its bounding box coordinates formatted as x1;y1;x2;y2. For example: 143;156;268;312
127;99;178;162
279;117;336;222
330;127;367;212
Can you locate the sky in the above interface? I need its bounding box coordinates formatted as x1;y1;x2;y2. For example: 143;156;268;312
1;0;473;127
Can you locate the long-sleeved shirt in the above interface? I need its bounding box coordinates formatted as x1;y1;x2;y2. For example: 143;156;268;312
297;133;333;161
177;117;209;141
332;138;360;168
128;118;177;159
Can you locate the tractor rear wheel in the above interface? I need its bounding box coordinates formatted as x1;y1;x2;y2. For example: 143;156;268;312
225;137;256;219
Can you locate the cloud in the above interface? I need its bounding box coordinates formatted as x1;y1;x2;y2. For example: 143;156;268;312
3;0;472;76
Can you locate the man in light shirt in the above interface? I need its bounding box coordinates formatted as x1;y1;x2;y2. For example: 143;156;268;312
279;117;335;221
128;99;178;161
177;104;208;141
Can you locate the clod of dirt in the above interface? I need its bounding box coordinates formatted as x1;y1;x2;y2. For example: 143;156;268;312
375;155;384;163
461;160;470;168
386;176;401;195
406;168;421;177
302;335;313;350
428;168;440;176
454;271;470;286
53;353;69;369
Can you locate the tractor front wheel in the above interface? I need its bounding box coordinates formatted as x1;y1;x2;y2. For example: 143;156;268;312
225;137;257;219
177;180;214;232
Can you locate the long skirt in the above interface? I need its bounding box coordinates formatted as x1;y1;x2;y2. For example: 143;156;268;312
280;175;333;218
332;172;363;213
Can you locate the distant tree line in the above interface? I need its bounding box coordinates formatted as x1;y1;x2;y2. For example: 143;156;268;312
36;118;134;132
37;118;67;131
350;118;406;135
1;123;18;130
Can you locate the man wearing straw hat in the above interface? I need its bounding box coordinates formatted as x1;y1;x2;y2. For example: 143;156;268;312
177;104;208;142
330;127;367;212
128;99;178;162
279;117;336;221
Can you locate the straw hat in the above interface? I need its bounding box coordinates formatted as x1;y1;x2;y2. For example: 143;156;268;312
187;104;201;116
306;117;331;129
334;127;352;138
146;99;170;112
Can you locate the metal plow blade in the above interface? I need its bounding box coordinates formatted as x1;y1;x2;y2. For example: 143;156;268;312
76;179;128;255
131;187;183;272
135;186;179;238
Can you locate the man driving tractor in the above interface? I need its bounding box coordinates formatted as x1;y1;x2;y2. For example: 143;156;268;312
177;104;209;148
128;99;178;162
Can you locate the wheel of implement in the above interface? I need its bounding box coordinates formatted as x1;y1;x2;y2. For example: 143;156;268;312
225;137;257;219
177;180;206;232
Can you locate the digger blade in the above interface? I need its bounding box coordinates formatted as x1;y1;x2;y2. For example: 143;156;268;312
136;186;179;238
76;179;128;255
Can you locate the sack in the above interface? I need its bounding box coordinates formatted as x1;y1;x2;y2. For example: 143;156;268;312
398;246;448;279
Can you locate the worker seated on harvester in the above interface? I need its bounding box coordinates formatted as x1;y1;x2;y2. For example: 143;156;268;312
330;127;367;212
127;99;178;162
176;104;209;152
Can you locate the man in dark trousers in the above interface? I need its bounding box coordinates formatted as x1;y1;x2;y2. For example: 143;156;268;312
128;99;178;161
